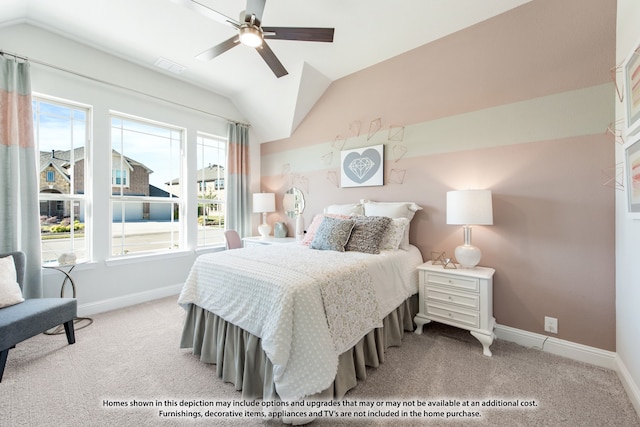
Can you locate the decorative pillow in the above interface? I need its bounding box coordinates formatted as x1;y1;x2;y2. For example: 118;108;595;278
379;217;410;251
345;216;392;254
310;217;356;252
0;255;24;308
301;213;350;246
323;202;364;216
362;201;422;250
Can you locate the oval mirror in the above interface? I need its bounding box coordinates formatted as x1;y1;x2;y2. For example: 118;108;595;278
283;187;305;219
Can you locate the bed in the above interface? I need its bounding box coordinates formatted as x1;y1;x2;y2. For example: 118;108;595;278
178;201;424;402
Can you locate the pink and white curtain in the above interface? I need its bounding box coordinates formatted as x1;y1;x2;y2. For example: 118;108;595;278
0;55;42;298
226;122;251;238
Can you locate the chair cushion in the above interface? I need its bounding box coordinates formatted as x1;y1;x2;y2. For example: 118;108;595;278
0;255;24;308
0;298;77;350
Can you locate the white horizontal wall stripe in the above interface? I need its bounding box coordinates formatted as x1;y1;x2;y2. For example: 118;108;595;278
261;83;614;177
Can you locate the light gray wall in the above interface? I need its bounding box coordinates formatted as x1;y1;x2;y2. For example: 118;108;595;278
615;0;640;416
0;23;260;314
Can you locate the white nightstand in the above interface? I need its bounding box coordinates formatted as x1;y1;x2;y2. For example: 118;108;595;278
242;236;297;247
414;261;496;356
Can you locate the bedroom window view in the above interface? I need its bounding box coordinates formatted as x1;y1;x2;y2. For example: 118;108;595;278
196;133;227;247
33;97;89;264
110;115;182;256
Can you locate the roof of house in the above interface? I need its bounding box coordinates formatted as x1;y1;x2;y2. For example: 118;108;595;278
166;164;224;185
39;147;153;175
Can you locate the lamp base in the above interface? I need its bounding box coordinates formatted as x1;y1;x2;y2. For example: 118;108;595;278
295;213;305;241
258;223;271;239
454;244;481;269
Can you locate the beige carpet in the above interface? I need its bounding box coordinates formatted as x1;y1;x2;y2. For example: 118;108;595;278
0;296;638;427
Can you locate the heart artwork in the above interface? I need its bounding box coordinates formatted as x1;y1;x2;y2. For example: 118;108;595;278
341;146;383;186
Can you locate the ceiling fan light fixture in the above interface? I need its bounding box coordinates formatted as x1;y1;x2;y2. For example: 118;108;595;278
239;25;263;47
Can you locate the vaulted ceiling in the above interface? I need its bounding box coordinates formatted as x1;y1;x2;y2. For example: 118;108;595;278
0;0;532;142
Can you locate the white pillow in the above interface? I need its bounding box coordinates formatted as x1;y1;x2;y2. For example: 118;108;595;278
379;217;410;251
362;201;422;250
0;255;24;308
323;202;364;216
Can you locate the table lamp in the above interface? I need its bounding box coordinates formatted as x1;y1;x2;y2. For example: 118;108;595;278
446;189;493;268
253;193;275;238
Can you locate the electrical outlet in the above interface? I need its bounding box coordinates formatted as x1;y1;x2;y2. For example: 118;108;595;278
544;316;558;334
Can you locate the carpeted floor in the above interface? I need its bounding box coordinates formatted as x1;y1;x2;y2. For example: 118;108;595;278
0;296;638;426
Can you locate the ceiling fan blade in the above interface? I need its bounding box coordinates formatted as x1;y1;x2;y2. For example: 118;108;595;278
196;35;240;61
262;27;334;43
244;0;266;24
255;41;288;78
171;0;240;28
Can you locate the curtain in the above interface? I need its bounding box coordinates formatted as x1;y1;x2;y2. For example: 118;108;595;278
226;122;251;238
0;55;43;298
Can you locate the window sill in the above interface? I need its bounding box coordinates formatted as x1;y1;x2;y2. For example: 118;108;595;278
195;245;225;256
105;250;193;267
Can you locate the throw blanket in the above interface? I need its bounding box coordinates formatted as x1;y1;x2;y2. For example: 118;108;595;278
178;244;382;401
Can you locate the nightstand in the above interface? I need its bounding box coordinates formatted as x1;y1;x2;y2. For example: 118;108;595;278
414;261;496;356
242;236;297;247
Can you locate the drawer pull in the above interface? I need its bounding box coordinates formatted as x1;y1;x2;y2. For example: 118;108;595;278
448;313;453;317
448;296;453;301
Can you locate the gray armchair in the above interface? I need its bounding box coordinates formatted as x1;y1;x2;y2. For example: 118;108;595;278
0;251;77;382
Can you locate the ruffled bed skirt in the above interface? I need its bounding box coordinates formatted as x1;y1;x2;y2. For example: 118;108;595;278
180;294;418;400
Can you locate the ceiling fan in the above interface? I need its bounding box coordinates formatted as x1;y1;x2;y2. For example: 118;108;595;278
173;0;335;78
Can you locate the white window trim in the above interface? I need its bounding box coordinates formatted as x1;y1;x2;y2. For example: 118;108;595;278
33;93;93;264
108;111;185;259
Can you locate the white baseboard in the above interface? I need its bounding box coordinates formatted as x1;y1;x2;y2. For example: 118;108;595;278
77;283;183;316
493;325;639;418
615;355;640;417
494;323;617;370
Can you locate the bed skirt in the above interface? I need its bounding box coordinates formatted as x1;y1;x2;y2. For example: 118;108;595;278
180;294;417;401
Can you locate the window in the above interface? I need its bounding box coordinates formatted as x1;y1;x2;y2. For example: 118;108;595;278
112;169;128;187
196;133;227;247
33;97;90;263
110;114;182;256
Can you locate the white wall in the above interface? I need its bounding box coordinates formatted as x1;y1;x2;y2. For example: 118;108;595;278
0;23;261;314
615;0;640;416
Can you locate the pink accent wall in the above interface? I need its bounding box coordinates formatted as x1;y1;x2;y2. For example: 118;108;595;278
260;0;617;350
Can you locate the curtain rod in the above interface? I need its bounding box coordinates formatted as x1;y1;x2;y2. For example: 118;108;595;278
0;49;250;127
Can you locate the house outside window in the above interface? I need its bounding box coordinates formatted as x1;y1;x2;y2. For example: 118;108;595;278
110;114;182;256
33;96;90;263
196;133;227;247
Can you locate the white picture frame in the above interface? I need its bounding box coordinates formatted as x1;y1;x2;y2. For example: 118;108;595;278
623;41;640;136
340;144;384;188
624;133;640;219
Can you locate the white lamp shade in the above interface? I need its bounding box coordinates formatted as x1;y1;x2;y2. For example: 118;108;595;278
446;190;493;225
253;193;275;213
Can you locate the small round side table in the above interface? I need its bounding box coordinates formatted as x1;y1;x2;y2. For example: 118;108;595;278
42;261;93;335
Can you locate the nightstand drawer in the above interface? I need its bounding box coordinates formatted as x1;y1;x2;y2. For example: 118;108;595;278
425;273;479;292
426;302;480;328
426;286;479;310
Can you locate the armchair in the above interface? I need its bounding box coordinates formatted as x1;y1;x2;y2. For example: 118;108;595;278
0;251;77;382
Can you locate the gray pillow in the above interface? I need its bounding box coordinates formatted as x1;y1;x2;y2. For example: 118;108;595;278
310;216;356;252
345;216;392;254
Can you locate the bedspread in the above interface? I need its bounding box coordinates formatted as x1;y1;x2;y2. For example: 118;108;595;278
178;244;386;401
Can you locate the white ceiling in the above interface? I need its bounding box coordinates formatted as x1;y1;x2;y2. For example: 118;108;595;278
0;0;532;142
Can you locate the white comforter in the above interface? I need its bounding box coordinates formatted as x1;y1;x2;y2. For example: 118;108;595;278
178;243;422;401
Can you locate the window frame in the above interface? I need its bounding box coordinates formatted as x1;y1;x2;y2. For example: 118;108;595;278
109;112;185;258
33;94;92;264
196;132;228;248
